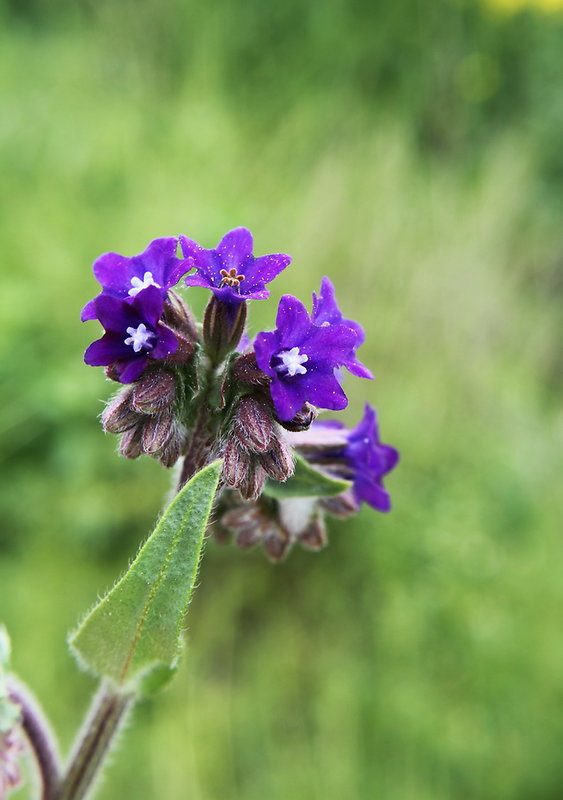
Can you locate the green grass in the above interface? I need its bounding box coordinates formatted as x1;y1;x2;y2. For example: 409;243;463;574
1;13;562;800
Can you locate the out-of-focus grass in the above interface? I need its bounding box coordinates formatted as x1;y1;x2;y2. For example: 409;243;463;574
1;10;563;800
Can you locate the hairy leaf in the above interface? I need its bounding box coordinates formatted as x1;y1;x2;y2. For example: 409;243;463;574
69;461;222;694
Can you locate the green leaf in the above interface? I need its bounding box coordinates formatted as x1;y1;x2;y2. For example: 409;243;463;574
69;460;222;694
263;454;351;499
0;625;20;732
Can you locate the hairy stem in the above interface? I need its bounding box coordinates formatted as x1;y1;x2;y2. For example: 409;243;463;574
7;676;61;800
56;684;134;800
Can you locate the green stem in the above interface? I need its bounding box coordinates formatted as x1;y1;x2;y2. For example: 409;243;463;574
56;684;134;800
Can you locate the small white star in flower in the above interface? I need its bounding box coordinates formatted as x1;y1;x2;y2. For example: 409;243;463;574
128;271;161;297
275;346;309;377
124;323;155;353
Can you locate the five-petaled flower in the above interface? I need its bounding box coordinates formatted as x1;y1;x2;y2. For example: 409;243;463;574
290;404;399;511
254;292;372;421
81;237;192;322
312;277;373;379
84;286;177;383
180;227;291;306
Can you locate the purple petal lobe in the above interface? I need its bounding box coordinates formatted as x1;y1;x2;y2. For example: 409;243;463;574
84;333;132;366
118;358;149;384
151;324;178;359
81;298;98;321
217;228;253;268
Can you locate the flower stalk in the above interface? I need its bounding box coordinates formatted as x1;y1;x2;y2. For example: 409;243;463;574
56;685;134;800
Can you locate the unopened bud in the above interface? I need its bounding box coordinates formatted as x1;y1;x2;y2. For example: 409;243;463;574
264;527;292;562
119;426;144;459
232;352;270;387
203;296;248;365
258;435;295;482
298;515;327;551
163;333;196;366
101;389;141;434
234;396;274;453
132;370;177;415
141;408;175;455
157;423;186;468
319;489;359;518
223;438;252;487
278;403;317;432
238;461;267;501
163;291;200;342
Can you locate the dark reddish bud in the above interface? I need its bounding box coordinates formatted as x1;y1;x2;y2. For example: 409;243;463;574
278;403;317;432
104;364;122;383
132;370;177;415
101;389;141;434
203;296;248;365
164;333;196;366
141;408;174;455
223;436;251;487
157;423;186;468
232;352;270;387
234;396;274;453
264;527;292;562
163;291;200;342
258;436;295;482
319;489;359;518
298;516;327;551
237;461;267;501
119;426;144;459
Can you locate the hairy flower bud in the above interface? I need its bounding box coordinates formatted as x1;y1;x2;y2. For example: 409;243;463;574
132;370;177;414
119;426;144;459
163;291;200;342
319;489;359;518
298;515;327;551
157;423;186;468
101;389;141;434
277;403;317;433
263;527;292;562
203;296;248;365
141;408;175;455
258;435;294;482
232;352;270;387
234;396;274;453
237;461;267;501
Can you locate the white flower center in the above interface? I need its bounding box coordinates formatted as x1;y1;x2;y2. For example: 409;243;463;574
124;323;155;353
275;346;309;377
128;271;161;297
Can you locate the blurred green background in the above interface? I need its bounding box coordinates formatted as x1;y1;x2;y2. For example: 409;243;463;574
1;0;563;798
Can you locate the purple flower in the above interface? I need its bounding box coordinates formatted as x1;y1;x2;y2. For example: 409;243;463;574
81;237;192;322
290;404;399;512
254;294;371;420
84;286;177;383
180;227;291;305
312;277;373;379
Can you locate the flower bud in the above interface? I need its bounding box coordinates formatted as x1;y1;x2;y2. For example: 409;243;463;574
234;396;274;453
119;426;144;459
237;461;267;501
232;352;270;387
263;527;292;562
258;435;294;482
141;408;175;456
163;291;200;342
203;296;248;365
157;423;186;468
223;438;252;488
132;370;177;415
101;389;141;434
298;515;327;551
278;403;317;432
319;489;359;518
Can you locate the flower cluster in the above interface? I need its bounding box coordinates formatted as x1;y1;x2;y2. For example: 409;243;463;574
83;227;399;560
